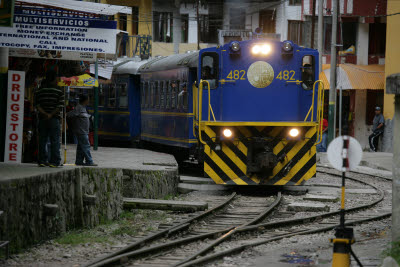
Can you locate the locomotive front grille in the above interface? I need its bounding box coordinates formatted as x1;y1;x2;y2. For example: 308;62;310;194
201;124;317;185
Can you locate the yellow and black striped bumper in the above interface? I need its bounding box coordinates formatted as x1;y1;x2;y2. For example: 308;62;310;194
201;123;317;186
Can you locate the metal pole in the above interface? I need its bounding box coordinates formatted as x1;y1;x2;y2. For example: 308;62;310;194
196;0;200;50
0;47;8;162
94;59;99;151
393;94;400;241
311;0;316;49
328;0;338;144
317;0;323;74
339;86;342;136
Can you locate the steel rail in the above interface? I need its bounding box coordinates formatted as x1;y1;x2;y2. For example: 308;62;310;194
87;168;388;267
83;192;237;267
86;192;281;267
177;212;392;267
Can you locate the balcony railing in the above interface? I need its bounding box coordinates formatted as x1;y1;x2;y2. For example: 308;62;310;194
119;34;152;59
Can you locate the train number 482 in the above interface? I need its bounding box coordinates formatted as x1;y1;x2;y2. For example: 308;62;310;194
276;70;296;81
227;70;246;80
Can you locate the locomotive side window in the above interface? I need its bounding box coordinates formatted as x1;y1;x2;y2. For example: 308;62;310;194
166;81;171;109
119;83;128;108
201;52;219;89
301;55;315;90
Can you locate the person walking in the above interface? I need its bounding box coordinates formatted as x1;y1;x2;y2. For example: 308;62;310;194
35;70;63;167
316;118;328;152
67;94;97;166
369;106;385;152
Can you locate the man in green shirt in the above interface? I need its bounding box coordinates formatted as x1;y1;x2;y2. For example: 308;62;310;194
35;71;63;167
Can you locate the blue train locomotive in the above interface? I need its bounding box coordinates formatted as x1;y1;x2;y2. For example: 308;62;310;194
91;38;324;186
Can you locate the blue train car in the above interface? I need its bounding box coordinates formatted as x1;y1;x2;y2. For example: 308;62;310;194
138;39;324;185
95;38;324;186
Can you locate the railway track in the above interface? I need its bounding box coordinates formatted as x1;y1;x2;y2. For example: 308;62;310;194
84;167;391;267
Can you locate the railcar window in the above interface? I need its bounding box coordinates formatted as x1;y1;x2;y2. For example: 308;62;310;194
155;81;160;108
166;81;171;109
201;52;219;89
301;55;315;90
178;81;188;111
160;81;166;108
119;83;128;108
145;82;150;108
151;82;156;108
88;88;94;107
171;81;178;108
140;82;145;108
108;84;116;108
99;85;105;107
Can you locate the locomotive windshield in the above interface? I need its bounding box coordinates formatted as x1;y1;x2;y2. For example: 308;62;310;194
201;52;219;89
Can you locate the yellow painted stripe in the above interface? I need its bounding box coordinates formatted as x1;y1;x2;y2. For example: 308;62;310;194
269;126;283;137
274;151;316;185
141;133;198;143
142;110;194;117
203;131;247;185
250;175;261;184
271;127;316;177
98;131;130;137
203;121;317;127
238;126;252;137
88;110;130;115
236;141;248;156
222;143;247;174
295;163;316;185
204;162;226;185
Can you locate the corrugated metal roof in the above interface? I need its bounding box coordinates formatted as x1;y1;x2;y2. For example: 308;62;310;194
113;58;149;75
139;51;199;72
18;0;132;15
320;64;384;90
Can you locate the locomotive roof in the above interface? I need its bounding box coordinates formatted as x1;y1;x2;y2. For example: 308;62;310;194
139;51;199;73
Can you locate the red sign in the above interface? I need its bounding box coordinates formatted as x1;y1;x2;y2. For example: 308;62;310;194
4;71;25;163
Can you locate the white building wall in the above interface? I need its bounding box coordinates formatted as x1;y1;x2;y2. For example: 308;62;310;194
356;22;369;65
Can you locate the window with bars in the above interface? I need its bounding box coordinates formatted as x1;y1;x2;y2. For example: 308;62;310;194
153;11;173;43
288;20;303;46
289;0;301;6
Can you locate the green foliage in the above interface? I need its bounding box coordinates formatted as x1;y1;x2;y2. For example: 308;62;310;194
382;241;400;264
55;231;109;245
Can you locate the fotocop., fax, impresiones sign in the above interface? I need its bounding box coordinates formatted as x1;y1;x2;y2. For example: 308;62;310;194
0;5;118;54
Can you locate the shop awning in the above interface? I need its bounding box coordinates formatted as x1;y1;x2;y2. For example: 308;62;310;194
319;64;385;90
58;74;99;87
17;0;132;15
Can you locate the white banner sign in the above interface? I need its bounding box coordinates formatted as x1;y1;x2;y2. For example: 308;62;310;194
9;48;97;62
0;6;118;54
4;71;25;163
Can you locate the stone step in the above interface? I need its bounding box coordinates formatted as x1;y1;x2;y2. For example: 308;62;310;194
178;183;229;193
287;202;330;212
179;176;215;184
123;198;208;212
346;188;377;194
303;194;339;202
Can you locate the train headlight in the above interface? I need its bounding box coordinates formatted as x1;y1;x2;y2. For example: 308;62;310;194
289;128;300;137
252;44;271;55
282;41;293;52
230;41;240;52
261;44;271;54
223;128;233;138
251;45;261;54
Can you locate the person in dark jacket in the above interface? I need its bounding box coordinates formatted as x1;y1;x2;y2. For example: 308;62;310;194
67;94;97;166
369;106;385;152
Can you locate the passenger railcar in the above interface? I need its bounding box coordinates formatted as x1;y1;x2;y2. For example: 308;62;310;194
93;39;324;186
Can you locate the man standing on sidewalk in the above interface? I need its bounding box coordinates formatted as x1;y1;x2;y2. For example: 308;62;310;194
67;94;97;166
35;70;63;167
369;106;385;152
